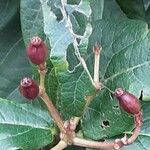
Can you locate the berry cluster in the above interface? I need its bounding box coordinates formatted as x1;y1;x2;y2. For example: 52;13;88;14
19;36;48;100
18;36;143;150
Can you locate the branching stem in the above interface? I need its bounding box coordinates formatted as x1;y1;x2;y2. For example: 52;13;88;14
73;137;114;149
38;63;65;133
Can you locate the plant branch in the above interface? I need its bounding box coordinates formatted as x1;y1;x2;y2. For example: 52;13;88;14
93;43;101;85
38;63;46;90
127;112;143;144
73;137;114;149
40;93;65;133
128;126;141;144
38;63;65;133
114;112;143;149
73;117;80;127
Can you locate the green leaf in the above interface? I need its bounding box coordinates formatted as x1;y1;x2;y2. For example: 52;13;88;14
146;5;150;28
67;0;81;5
0;98;56;150
31;59;59;105
40;0;73;67
82;19;150;139
90;0;104;22
21;0;46;45
40;0;90;70
90;0;126;23
39;0;95;118
58;67;95;118
0;0;19;30
0;13;31;99
45;65;59;104
74;0;91;18
67;22;92;71
116;0;146;21
143;0;150;10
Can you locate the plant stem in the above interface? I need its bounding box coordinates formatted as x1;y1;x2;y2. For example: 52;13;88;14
80;57;96;88
127;126;141;144
93;43;101;85
127;112;143;144
73;117;80;126
72;117;80;129
40;93;65;133
39;64;46;90
51;140;67;150
38;63;65;133
73;137;114;149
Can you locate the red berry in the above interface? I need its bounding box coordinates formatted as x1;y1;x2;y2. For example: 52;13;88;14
27;36;48;65
19;77;39;100
114;88;141;114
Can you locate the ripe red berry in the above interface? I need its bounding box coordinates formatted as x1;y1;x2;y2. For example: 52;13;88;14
114;88;141;114
27;36;48;65
19;77;39;100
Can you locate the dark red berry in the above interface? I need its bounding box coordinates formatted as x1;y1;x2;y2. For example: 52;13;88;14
27;36;48;65
114;88;141;114
19;77;39;100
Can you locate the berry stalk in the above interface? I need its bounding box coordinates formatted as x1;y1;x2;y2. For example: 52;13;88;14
93;43;102;89
38;63;65;133
40;92;65;133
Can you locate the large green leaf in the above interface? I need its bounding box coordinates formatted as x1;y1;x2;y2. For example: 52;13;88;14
41;0;73;65
82;19;150;139
58;67;95;118
90;0;126;23
0;13;31;99
21;0;46;45
116;0;146;21
40;0;90;67
0;0;19;30
39;0;95;118
146;4;150;28
0;98;55;150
